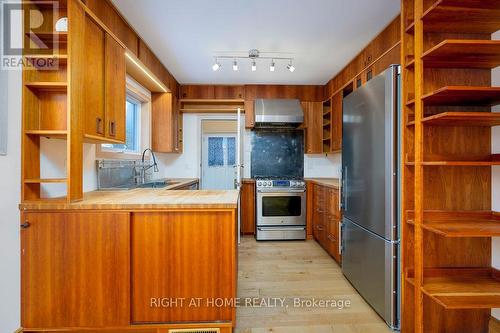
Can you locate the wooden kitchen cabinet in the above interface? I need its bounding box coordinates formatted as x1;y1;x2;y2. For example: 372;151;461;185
240;179;256;235
302;101;323;154
104;33;126;142
215;85;245;99
245;100;255;128
152;92;182;153
131;211;236;323
21;212;130;329
310;182;342;264
82;13;126;143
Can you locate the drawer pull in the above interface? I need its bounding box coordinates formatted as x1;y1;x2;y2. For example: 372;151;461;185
96;117;104;135
109;121;116;137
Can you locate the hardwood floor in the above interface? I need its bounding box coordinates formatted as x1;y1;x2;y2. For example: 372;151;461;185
235;237;394;333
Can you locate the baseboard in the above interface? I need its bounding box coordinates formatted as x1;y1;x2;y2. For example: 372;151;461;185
491;317;500;333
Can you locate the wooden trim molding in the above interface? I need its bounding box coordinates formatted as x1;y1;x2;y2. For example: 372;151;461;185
491;317;500;333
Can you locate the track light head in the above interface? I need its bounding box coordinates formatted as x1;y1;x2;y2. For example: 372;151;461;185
270;60;275;72
287;62;295;73
251;60;257;72
212;60;221;71
233;60;238;71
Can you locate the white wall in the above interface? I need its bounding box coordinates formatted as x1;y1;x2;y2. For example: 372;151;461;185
492;31;500;320
0;69;22;332
304;153;341;178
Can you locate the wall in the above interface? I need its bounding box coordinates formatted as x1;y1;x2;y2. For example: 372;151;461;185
0;69;22;332
492;31;500;321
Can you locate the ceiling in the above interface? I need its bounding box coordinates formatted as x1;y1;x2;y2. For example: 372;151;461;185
111;0;400;85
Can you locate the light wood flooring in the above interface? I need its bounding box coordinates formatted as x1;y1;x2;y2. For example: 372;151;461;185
235;237;394;333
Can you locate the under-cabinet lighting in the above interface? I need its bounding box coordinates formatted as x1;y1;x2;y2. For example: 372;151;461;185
125;52;168;93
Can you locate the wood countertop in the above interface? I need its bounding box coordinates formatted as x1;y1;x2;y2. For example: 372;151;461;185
20;179;240;210
306;178;341;189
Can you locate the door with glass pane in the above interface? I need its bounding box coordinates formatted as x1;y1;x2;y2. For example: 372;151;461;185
202;134;237;190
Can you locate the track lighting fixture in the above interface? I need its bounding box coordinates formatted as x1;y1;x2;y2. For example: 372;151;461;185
211;49;295;73
212;58;221;71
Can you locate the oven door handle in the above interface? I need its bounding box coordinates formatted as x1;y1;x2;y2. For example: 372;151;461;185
257;189;306;194
257;227;306;231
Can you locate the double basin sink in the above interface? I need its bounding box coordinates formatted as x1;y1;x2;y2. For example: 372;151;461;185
101;179;180;191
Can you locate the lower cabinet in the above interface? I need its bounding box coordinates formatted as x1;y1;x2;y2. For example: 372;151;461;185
21;212;131;328
240;179;256;235
131;211;236;324
310;183;342;264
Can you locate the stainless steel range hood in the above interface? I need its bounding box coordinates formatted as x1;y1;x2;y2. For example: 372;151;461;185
254;99;304;128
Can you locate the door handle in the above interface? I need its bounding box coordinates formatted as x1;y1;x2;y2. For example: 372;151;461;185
21;221;31;229
109;121;116;137
96;117;104;135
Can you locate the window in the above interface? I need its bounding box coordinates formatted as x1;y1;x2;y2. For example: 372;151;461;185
97;77;151;159
101;97;141;154
207;136;236;167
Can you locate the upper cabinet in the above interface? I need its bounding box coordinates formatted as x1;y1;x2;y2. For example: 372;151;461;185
81;13;126;143
302;102;323;154
244;100;255;129
180;85;245;99
331;93;342;153
152;93;183;153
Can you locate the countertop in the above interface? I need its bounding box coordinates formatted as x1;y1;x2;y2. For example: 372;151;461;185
306;178;341;189
20;179;240;210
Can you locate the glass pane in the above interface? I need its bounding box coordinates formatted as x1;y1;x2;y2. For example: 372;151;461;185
226;137;236;166
208;137;224;167
102;99;139;153
262;196;302;217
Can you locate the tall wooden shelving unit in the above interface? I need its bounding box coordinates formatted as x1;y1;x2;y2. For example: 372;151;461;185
22;0;73;202
401;1;500;332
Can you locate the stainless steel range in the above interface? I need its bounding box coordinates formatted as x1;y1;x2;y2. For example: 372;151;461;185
256;178;306;241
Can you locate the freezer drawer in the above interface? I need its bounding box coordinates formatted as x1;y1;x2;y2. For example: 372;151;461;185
342;218;399;329
256;226;306;241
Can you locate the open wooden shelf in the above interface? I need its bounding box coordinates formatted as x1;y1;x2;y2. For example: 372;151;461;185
25;130;67;139
179;99;245;114
24;178;67;184
407;112;500;127
406;86;500;106
25;81;68;92
24;54;68;66
323;121;330;127
405;21;415;34
406;268;500;309
421;0;500;33
421;40;500;69
406;155;500;166
28;0;67;9
406;211;500;237
26;31;68;48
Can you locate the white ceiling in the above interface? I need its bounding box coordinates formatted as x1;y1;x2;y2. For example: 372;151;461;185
111;0;400;85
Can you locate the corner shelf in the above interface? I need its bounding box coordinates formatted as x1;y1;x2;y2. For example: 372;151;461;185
421;40;500;69
421;0;500;33
25;130;67;139
406;211;500;237
24;54;68;66
406;86;500;106
26;31;68;49
406;112;500;127
25;81;68;92
24;178;67;184
406;268;500;309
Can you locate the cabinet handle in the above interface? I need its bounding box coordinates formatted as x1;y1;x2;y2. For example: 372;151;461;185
328;234;336;242
316;225;324;231
109;121;116;137
96;117;104;135
21;221;30;229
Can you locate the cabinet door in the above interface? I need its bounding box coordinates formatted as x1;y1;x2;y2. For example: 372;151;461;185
83;15;105;138
105;33;126;142
152;92;175;153
245;100;255;128
215;85;245;99
240;180;256;235
302;102;323;154
21;212;130;328
132;211;236;323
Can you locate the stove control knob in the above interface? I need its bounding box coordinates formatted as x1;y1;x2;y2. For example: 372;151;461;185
290;181;296;187
299;181;305;187
257;181;262;187
267;181;272;186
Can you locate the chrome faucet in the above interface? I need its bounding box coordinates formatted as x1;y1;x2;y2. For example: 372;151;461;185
137;148;159;184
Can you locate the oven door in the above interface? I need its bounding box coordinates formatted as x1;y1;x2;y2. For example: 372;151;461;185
257;189;306;226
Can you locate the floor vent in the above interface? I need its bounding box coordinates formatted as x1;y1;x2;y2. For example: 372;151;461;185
168;329;220;333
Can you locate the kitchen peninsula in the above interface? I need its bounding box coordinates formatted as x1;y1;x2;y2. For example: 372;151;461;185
19;188;239;333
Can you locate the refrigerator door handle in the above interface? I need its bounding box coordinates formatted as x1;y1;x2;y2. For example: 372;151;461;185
342;167;348;211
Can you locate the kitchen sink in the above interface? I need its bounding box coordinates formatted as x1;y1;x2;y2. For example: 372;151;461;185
137;180;180;189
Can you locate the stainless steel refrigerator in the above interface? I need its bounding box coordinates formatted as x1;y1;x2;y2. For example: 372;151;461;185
341;65;400;330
